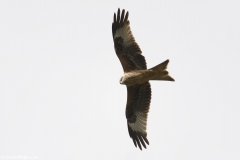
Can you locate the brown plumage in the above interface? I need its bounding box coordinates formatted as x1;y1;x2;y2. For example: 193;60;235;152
112;8;174;150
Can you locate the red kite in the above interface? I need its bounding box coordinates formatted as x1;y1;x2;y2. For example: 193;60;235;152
112;8;174;150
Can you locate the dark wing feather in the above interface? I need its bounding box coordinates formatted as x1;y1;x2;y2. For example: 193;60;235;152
126;82;151;150
112;8;147;72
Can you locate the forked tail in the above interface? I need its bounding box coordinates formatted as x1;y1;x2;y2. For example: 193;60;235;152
149;59;175;81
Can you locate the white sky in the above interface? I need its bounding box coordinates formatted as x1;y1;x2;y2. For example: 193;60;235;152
0;0;239;160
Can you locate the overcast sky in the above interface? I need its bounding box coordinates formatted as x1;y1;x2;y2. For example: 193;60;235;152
0;0;239;160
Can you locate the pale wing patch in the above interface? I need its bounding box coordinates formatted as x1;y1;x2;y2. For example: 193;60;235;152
114;25;135;48
128;112;147;134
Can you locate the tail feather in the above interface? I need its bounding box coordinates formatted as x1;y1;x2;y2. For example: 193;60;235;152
149;59;175;81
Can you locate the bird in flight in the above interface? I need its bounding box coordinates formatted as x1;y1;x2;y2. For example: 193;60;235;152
112;8;175;150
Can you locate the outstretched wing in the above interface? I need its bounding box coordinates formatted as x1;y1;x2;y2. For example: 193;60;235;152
112;8;147;72
126;82;151;150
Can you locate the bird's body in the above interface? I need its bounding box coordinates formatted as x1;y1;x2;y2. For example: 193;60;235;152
120;70;154;86
112;8;174;150
120;59;174;86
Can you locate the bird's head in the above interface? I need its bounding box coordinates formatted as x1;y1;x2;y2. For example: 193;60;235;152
119;76;125;85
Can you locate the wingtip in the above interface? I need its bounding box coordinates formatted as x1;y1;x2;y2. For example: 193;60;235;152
117;9;120;22
146;141;149;145
120;9;125;23
113;13;116;23
113;8;129;25
142;136;149;145
132;139;137;148
125;11;129;22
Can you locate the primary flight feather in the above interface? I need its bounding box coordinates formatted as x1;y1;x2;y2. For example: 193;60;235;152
112;8;175;150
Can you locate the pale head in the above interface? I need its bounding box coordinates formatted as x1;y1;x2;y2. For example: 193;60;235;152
119;76;126;85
